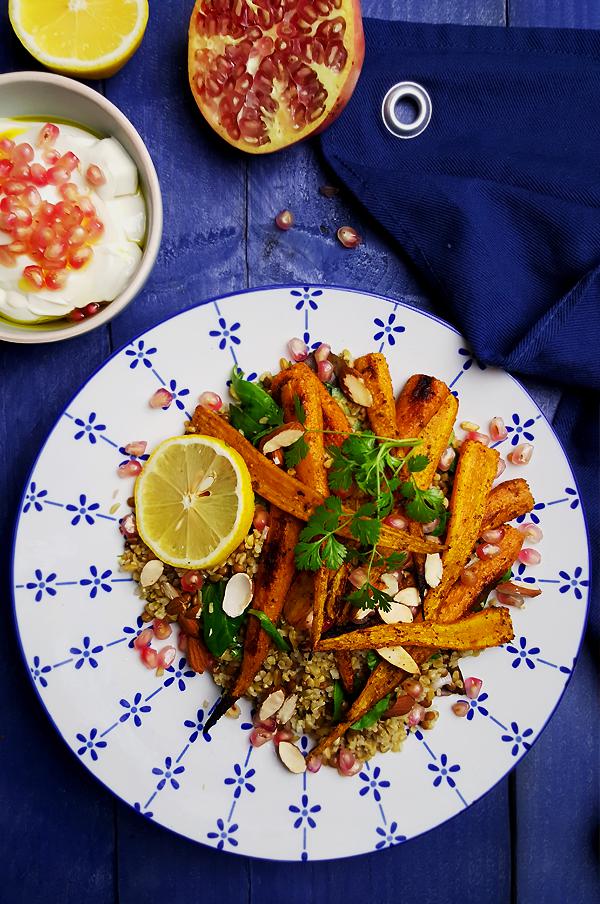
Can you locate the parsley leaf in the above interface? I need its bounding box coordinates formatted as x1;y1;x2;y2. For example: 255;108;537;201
403;483;446;523
384;551;408;571
365;650;379;670
346;583;392;613
326;444;355;492
284;435;309;468
351;695;391;730
332;680;345;721
294;496;348;571
293;393;306;425
407;454;429;473
349;508;381;547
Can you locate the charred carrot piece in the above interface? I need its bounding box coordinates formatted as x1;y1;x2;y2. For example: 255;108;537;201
270;362;351;447
335;651;355;695
353;353;398;439
395;374;450;437
482;479;535;531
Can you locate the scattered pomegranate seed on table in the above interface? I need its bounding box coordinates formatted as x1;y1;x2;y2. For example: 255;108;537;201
336;225;362;248
124;441;147;457
287;337;308;362
319;185;339;198
519;548;542;566
118;460;142;478
198;391;222;411
275;209;294;230
149;388;174;409
509;443;533;465
452;701;470;717
133;628;153;650
518;523;543;543
464;677;483;699
496;457;507;478
489;416;508;441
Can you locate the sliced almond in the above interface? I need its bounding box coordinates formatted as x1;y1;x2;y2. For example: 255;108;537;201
222;572;254;617
379;601;414;625
339;365;373;407
278;740;307;774
140;559;164;588
377;646;420;673
394;586;420;607
353;605;373;623
259;688;285;722
162;581;180;601
277;693;298;725
425;553;443;588
260;422;305;455
380;572;399;597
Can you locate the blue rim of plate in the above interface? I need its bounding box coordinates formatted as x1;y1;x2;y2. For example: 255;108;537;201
10;283;592;862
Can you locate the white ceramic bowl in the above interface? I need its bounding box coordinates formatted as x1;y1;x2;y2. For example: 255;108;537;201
0;71;163;344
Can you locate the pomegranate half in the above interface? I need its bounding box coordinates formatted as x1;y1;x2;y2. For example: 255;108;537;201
188;0;365;154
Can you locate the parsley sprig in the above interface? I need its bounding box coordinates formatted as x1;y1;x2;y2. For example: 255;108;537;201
294;430;448;611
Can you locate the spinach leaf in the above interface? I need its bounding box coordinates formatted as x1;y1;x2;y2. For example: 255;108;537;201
202;581;244;658
230;368;283;432
351;695;391;730
332;680;345;721
247;609;290;651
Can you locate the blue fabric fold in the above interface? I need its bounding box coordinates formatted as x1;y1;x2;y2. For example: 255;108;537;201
321;19;598;609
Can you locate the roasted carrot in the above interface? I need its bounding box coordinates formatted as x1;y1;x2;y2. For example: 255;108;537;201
395;374;450;437
335;651;355;695
424;440;499;620
283;570;314;628
407;394;459;490
203;507;300;732
315;607;514;652
191;407;442;555
270;362;351;446
353;353;398;439
482;479;535;531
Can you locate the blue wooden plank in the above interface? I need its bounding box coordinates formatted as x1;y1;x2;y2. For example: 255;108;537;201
509;0;600;28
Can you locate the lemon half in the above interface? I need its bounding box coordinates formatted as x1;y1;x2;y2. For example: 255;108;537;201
9;0;149;79
135;435;255;570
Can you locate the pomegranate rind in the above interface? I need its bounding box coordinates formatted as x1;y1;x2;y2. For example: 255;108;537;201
187;0;365;154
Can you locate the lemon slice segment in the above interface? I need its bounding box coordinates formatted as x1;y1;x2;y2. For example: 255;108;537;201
135;435;255;570
9;0;149;79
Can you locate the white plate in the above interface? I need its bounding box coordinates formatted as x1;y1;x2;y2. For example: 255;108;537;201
12;286;589;861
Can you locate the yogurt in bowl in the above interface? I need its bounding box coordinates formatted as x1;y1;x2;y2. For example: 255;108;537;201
0;119;146;324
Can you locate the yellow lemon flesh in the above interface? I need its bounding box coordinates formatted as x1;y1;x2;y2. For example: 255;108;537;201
9;0;149;79
135;435;255;570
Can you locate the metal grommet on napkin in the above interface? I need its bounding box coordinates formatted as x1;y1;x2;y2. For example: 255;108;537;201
381;82;432;139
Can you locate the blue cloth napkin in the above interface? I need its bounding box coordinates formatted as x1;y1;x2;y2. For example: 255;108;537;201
321;20;599;620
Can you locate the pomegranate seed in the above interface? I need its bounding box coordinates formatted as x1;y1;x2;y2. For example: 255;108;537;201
288;337;308;362
31;226;53;250
42;148;61;165
337;747;361;776
46;165;71;185
140;646;158;669
78;196;96;216
20;187;40;209
14;142;34;163
86;302;101;318
273;727;294;745
306;756;322;773
481;527;505;543
22;265;44;289
518;522;543;544
67;225;87;246
423;518;440;534
337;225;362;248
438;446;456;471
460;566;478;587
4;181;27;195
317;359;334;382
44;240;67;261
509;443;533;465
0;159;12;178
466;431;490;445
8;240;27;255
134;628;153;650
87;218;105;240
118;460;142;478
157;644;176;668
496;590;525;608
59;151;80;172
85;164;106;187
349;566;368;589
12;163;31;180
489;416;508;441
0;247;16;267
125;441;147;457
46;270;67;292
178;631;188;653
37;123;60;146
252;507;269;532
180;570;203;593
464;677;483;699
383;513;409;531
496;457;506;478
69;245;93;269
275;209;294;230
119;513;138;539
519;547;541;566
149;388;174;409
28;163;48;186
13;205;33;226
476;543;500;560
314;342;331;363
0;211;16;231
402;678;422;699
198;391;222;411
407;703;426;727
452;701;470;717
250;726;275;747
0;138;15;154
68;308;86;322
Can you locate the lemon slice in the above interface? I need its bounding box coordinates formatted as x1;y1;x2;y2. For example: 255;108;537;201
135;435;255;570
9;0;149;79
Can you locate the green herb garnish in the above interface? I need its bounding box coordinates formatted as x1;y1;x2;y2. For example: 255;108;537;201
284;434;310;468
332;680;345;721
365;650;379;671
351;695;391;730
293;393;306;424
247;609;291;651
202;581;244;658
229;367;283;444
295;496;349;572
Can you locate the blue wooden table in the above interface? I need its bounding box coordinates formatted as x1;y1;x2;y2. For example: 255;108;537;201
1;3;598;902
